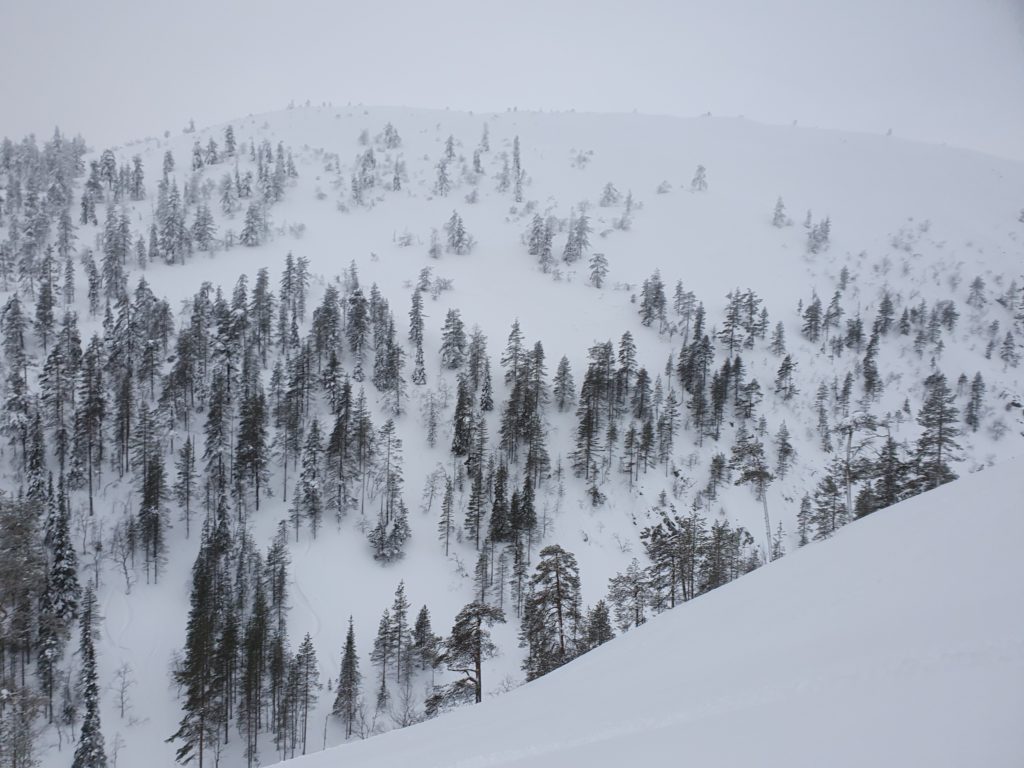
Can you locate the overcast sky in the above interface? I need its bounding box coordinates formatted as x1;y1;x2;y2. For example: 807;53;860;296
3;0;1023;160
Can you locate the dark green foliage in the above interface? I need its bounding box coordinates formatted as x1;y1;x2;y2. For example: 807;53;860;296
520;545;584;681
426;601;505;715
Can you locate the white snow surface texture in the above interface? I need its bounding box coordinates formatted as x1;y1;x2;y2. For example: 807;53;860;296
278;458;1024;767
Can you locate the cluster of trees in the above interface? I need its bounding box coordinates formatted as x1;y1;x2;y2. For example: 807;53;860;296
171;507;322;767
606;504;761;633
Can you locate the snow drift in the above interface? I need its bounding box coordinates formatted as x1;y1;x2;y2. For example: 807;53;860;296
279;460;1024;768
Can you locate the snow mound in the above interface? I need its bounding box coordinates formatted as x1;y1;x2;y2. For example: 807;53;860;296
279;461;1024;768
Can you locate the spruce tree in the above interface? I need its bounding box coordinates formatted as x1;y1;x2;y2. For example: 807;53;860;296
332;617;361;738
914;372;961;491
73;587;107;768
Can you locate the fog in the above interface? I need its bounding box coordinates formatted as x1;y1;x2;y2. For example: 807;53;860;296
2;0;1022;159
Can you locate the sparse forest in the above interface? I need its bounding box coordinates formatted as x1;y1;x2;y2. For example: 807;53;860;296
0;106;1020;768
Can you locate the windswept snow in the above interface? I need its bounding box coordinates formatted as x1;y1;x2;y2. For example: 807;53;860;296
279;459;1024;768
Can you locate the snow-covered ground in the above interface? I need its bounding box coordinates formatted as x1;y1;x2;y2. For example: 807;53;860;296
11;104;1024;768
279;458;1024;768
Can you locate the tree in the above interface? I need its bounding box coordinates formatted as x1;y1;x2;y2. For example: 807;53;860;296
585;600;614;649
772;196;787;227
294;419;324;539
444;210;471;254
367;420;410;562
607;559;651;632
1000;331;1019;368
235;386;269;512
73;587;107;768
370;610;392;710
438;476;455;555
169;535;221;767
691;164;707;191
427;601;505;714
774;354;798;400
729;426;775;561
412;606;440;671
439;309;467;369
914;372;960;491
239;203;263;247
588;252;608;288
294;633;320;755
811;464;848;540
175;437;198;538
774;421;795;477
552;355;575;412
520;545;584;681
965;372;985;432
332;617;361;739
390;581;413;685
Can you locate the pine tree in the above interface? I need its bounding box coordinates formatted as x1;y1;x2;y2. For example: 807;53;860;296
46;493;80;625
332;617;361;738
370;609;392;710
412;605;440;671
174;437;197;538
295;419;324;539
438;476;455;556
585;600;614;649
552;355;576;411
389;581;413;685
588;252;609;288
520;545;584;681
965;372;985;432
774;354;798;400
294;633;320;755
73;587;107;768
687;164;706;191
427;601;505;714
607;558;651;632
811;464;848;539
239;202;263;246
914;372;961;491
439;309;467;369
774;421;795;477
772;196;787;227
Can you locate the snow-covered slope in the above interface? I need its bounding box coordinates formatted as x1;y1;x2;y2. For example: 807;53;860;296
280;459;1024;768
4;104;1023;768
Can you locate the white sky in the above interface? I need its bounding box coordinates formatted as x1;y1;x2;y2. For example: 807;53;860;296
3;0;1023;160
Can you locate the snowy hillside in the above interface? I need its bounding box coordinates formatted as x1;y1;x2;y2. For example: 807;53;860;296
0;105;1022;768
278;458;1024;768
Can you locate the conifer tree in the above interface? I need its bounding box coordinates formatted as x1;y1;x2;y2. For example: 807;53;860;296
914;372;960;491
294;633;320;755
295;419;324;538
427;601;505;714
439;308;467;369
588;252;609;288
607;558;651;632
520;545;584;681
412;605;440;671
772;196;787;227
965;372;985;432
73;587;107;768
175;436;198;538
370;609;392;710
552;355;576;411
438;476;455;556
332;617;361;738
585;600;615;649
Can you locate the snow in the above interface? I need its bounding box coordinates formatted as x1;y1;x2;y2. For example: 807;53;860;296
278;458;1024;768
16;104;1024;767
